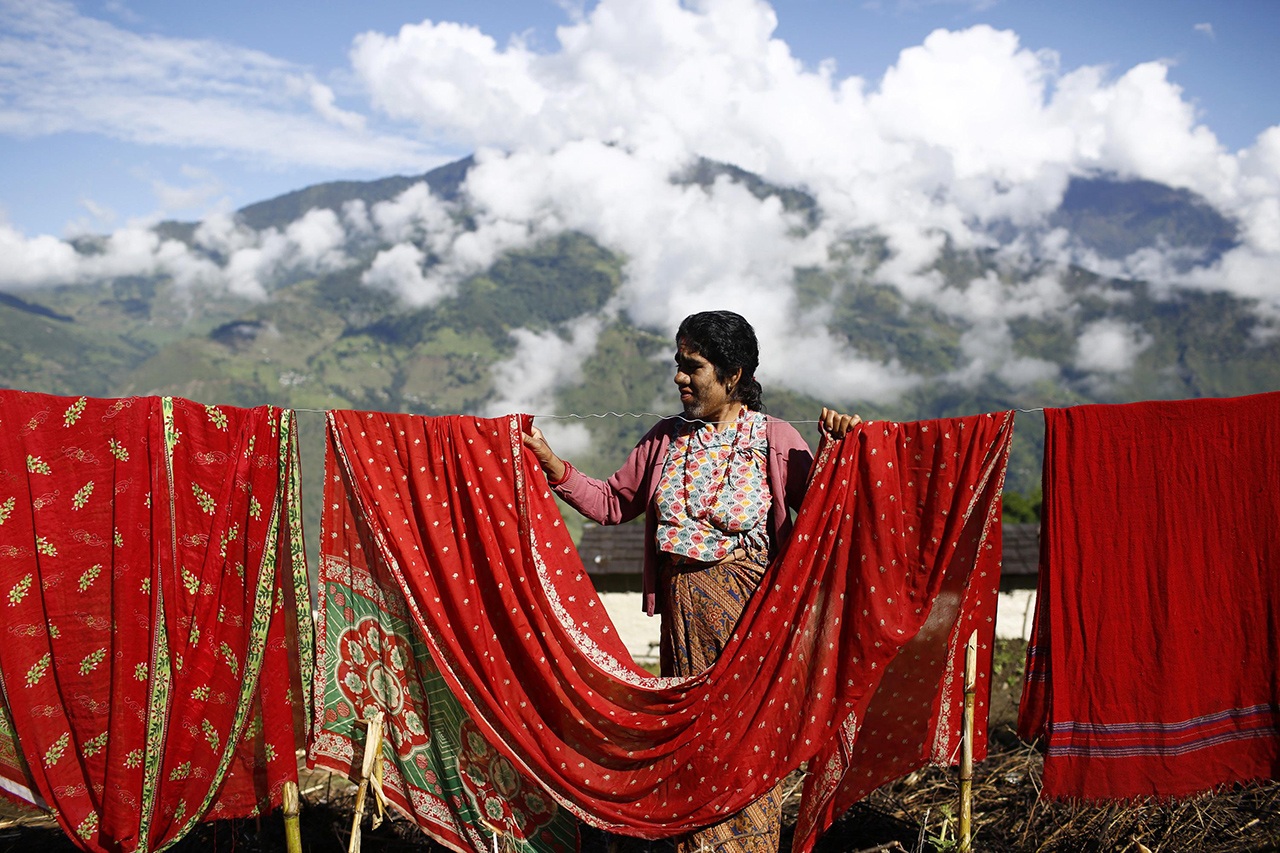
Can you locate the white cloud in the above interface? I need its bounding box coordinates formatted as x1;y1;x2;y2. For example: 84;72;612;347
362;177;543;305
218;208;350;297
101;0;142;25
350;4;1278;262
768;322;922;402
483;314;607;455
352;21;548;151
932;271;1070;389
0;221;222;290
193;212;256;255
63;197;118;237
344;144;917;402
934;270;1072;324
368;181;457;245
0;205;352;297
1194;22;1214;39
138;164;227;215
341;199;374;236
0;0;435;171
306;81;367;132
949;323;1060;389
456;142;925;401
341;2;1278;397
283;208;348;268
0;225;81;287
1074;319;1153;374
361;242;451;304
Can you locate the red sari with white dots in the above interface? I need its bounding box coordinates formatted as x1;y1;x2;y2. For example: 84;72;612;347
318;408;1011;852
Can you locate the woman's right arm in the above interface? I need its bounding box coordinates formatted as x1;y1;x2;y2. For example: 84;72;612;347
521;424;659;525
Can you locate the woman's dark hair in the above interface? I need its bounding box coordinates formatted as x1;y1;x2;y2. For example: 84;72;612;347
676;310;765;411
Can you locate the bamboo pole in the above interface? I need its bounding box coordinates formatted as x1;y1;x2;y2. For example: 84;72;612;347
959;629;979;853
371;733;386;830
348;711;386;853
282;780;301;853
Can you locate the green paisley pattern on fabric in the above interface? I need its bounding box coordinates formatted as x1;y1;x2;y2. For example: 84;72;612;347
315;568;578;853
63;397;87;428
76;811;99;841
138;397;178;850
72;480;94;510
8;573;33;607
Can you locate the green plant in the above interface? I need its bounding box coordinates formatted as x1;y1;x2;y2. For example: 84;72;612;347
1001;487;1042;524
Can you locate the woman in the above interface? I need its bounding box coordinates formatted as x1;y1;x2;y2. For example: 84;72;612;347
522;310;859;853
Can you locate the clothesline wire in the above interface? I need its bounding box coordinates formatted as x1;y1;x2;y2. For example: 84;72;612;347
290;406;1046;421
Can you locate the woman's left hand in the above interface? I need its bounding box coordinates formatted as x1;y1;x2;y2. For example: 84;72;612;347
820;407;863;439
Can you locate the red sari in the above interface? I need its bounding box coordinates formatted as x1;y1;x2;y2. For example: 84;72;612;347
0;390;312;852
320;409;1012;851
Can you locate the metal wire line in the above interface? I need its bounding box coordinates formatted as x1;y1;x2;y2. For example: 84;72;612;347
292;406;1046;421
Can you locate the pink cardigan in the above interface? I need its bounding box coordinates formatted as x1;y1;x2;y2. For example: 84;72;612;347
552;416;814;615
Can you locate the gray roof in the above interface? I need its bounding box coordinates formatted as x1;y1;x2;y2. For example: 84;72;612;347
577;522;647;575
1001;523;1041;576
577;521;1042;577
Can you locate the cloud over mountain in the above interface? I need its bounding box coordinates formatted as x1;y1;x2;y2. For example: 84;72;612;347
344;0;1279;400
1;0;1277;415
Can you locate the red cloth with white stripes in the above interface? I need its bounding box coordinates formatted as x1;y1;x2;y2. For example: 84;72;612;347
325;409;1011;850
1019;393;1280;799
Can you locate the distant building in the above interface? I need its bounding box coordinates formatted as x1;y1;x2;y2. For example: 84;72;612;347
578;521;1041;592
577;522;647;592
999;523;1040;590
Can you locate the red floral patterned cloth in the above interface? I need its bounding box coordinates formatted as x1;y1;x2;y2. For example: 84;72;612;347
322;409;1012;851
0;390;313;852
1019;394;1280;800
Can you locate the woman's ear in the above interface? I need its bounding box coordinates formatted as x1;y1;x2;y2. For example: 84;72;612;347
727;367;743;397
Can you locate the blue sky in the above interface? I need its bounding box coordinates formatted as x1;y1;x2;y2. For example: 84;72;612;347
1;0;1277;238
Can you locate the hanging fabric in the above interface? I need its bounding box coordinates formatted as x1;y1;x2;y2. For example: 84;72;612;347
1019;392;1280;800
311;426;581;853
0;390;313;852
312;409;1011;852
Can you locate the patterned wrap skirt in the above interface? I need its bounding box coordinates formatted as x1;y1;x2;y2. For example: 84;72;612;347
661;551;784;853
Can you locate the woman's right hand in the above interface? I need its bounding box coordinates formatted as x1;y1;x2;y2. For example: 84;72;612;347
820;407;863;439
521;425;568;484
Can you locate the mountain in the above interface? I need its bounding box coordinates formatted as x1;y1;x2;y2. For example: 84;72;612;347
237;155;475;231
1049;176;1238;261
2;156;1276;541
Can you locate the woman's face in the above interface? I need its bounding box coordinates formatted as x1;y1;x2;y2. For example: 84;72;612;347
673;343;740;421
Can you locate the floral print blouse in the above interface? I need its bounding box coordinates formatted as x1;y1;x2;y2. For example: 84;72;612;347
653;408;772;562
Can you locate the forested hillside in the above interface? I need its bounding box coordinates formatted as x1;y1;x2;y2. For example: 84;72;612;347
3;156;1277;540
